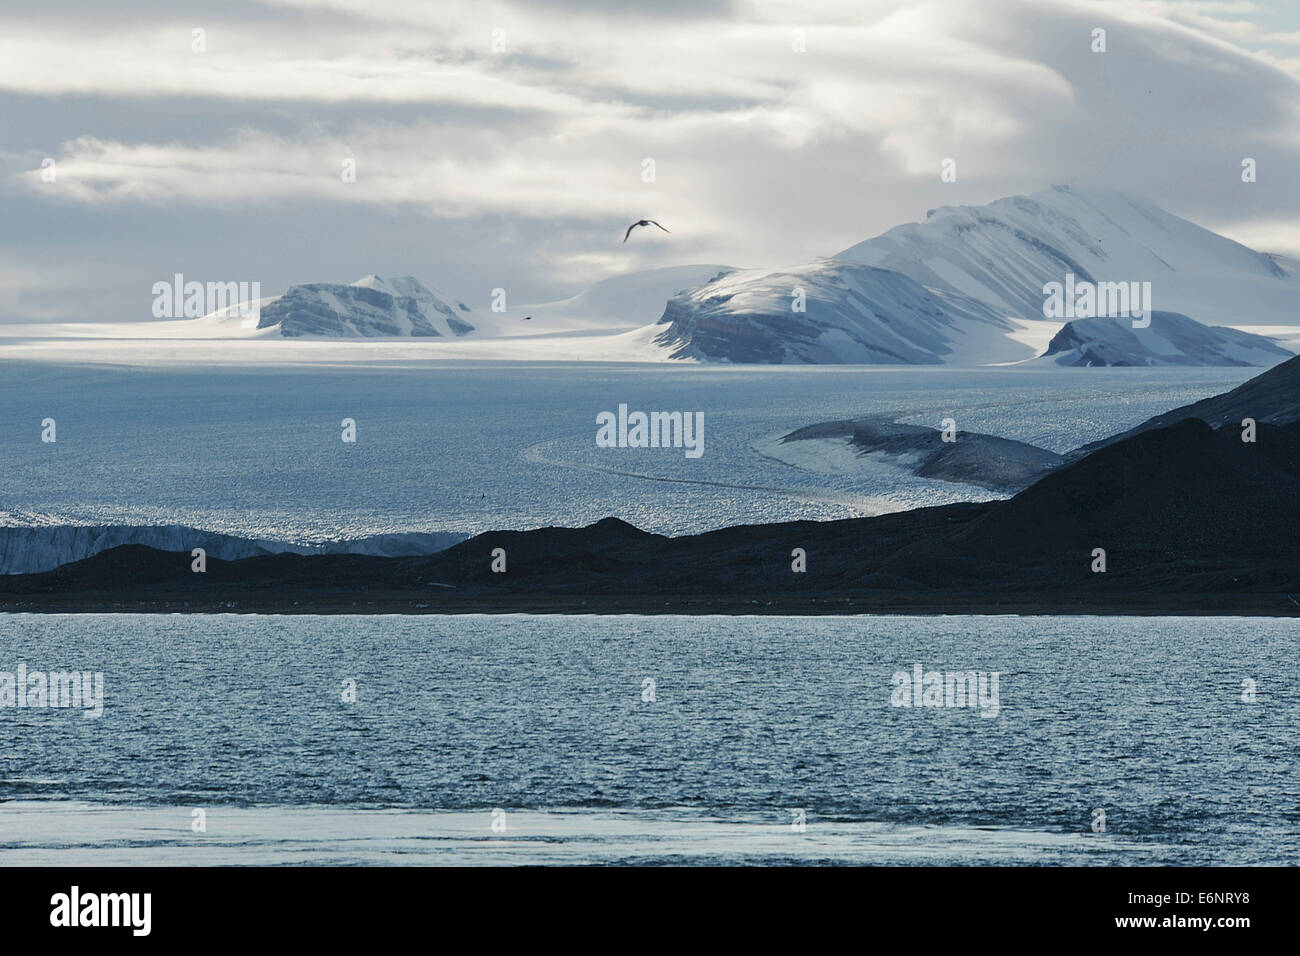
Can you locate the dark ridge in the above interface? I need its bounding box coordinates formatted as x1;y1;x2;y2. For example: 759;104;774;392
881;418;1300;590
1071;352;1300;457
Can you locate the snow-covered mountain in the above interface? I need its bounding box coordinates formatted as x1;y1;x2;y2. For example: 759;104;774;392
36;185;1294;366
203;274;479;338
1039;311;1292;367
653;185;1298;365
836;185;1300;329
350;274;478;335
653;259;1032;364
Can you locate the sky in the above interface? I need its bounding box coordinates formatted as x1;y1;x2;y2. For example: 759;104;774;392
1;0;1298;323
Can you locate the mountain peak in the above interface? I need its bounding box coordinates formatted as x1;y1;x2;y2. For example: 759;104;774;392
227;274;479;338
653;185;1296;366
834;185;1298;330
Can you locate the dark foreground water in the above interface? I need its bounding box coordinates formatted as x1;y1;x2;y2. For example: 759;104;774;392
1;613;1296;864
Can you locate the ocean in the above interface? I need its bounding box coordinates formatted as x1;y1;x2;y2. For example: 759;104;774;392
2;612;1295;865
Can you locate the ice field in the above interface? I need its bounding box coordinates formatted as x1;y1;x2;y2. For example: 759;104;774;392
0;358;1256;544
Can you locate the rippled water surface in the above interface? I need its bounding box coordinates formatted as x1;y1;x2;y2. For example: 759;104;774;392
2;613;1295;864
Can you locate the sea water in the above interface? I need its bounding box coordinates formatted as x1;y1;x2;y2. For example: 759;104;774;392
1;613;1294;865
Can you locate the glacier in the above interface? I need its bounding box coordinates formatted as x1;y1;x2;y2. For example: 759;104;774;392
0;522;466;575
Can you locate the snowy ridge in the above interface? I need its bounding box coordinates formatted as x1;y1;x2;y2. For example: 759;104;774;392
1038;311;1292;367
201;274;479;338
653;259;1037;365
350;274;479;335
654;185;1298;365
836;184;1300;329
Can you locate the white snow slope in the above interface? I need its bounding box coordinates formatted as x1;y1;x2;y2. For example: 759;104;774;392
1037;311;1292;367
471;264;732;336
654;259;1030;365
654;185;1297;366
837;184;1300;330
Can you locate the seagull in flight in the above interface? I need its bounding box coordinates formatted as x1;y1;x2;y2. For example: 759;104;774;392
623;219;670;243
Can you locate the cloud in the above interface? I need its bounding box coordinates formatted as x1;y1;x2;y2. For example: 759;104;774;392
0;23;599;112
1215;216;1300;258
1;0;1299;320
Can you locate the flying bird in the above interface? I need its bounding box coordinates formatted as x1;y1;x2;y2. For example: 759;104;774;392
623;219;670;243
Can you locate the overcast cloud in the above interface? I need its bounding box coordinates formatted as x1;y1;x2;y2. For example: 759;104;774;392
1;0;1298;322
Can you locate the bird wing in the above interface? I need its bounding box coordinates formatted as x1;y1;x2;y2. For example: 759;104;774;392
623;223;636;243
648;220;670;233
